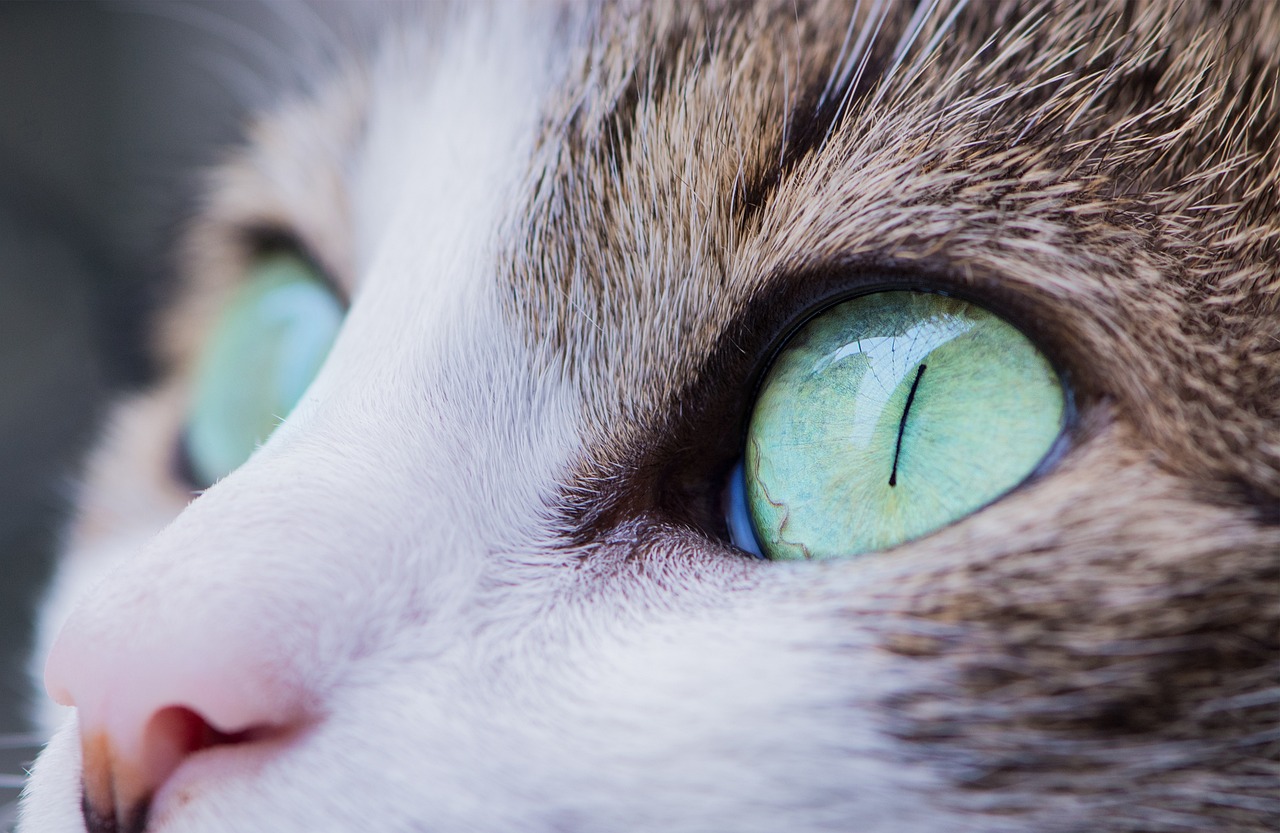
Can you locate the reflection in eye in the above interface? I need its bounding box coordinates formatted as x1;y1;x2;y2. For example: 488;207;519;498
734;291;1065;561
184;253;344;488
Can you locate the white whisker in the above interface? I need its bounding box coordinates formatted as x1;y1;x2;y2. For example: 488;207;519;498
824;0;892;146
110;0;369;111
867;0;941;110
818;0;862;110
917;0;970;65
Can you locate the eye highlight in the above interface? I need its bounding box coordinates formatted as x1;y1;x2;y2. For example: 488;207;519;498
183;252;344;488
735;290;1065;561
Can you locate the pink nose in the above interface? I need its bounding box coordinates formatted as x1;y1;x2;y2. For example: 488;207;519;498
44;585;311;832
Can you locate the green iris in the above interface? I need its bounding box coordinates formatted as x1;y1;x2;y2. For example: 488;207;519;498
185;253;343;487
743;291;1064;560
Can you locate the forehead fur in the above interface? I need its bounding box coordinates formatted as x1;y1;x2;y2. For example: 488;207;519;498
505;0;1277;495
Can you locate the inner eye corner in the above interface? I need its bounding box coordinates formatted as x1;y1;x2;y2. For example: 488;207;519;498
171;428;206;492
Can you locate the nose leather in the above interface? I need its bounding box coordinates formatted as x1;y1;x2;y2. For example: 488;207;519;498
44;576;311;832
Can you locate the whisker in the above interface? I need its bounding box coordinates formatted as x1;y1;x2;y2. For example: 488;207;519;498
866;0;942;111
817;0;861;110
0;733;41;830
111;0;365;113
824;0;892;146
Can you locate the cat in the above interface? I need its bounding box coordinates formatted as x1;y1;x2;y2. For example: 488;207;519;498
16;1;1280;831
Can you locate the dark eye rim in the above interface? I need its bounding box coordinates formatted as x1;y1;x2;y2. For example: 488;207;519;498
720;271;1078;561
719;258;1080;465
736;268;1074;428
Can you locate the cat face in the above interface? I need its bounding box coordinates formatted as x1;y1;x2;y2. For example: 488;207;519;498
20;2;1280;832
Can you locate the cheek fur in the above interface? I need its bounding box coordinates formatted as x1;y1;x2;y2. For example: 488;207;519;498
17;2;1280;832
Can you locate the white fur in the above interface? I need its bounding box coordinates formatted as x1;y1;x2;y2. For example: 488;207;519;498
23;6;989;832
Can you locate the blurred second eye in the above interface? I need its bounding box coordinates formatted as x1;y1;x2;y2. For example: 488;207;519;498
184;253;344;488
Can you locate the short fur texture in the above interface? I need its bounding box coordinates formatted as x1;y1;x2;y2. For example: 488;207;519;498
19;2;1280;832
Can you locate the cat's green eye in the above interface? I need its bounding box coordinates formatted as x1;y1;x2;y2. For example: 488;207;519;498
735;290;1065;561
184;252;344;488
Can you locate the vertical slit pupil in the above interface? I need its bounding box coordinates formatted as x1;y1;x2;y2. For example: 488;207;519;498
889;363;927;487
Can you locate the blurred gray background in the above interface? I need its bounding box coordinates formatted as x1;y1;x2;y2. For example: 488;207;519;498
0;1;297;823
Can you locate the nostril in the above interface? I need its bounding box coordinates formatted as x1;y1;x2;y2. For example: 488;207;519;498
44;580;317;830
42;496;338;831
142;706;260;787
81;705;286;833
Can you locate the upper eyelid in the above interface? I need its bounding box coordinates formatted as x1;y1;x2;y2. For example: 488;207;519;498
716;259;1068;417
236;225;352;308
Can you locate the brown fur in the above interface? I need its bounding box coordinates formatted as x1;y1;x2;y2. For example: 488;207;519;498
504;1;1278;829
39;1;1276;830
